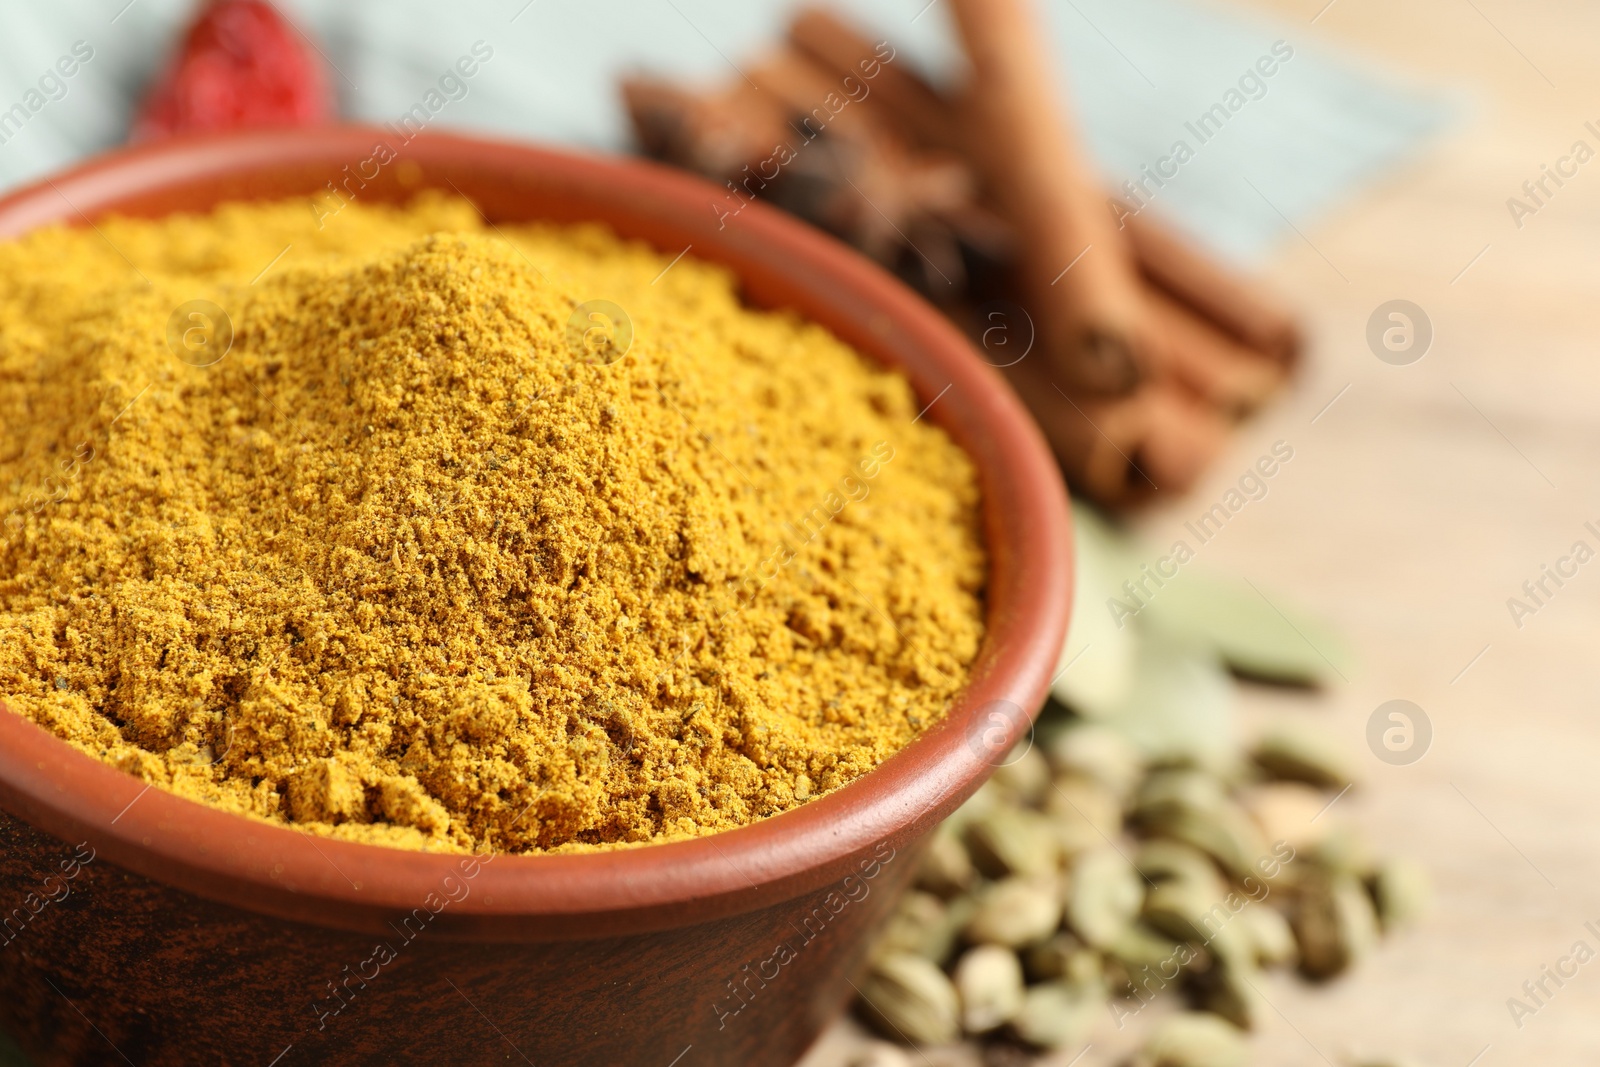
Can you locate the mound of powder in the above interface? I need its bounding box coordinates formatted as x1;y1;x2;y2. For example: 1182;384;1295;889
0;195;985;853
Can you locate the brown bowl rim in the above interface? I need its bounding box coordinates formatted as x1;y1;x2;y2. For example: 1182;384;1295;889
0;126;1072;940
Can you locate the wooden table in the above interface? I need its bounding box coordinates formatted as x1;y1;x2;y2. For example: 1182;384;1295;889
806;1;1600;1062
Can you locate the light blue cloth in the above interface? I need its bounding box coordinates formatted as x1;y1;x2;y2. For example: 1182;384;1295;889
0;0;1450;265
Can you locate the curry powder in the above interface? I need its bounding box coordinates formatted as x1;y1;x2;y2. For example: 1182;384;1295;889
0;196;985;853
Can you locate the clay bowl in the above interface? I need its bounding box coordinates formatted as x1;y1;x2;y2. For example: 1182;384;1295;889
0;126;1071;1067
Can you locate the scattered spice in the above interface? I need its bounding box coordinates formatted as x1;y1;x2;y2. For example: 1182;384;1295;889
0;194;986;853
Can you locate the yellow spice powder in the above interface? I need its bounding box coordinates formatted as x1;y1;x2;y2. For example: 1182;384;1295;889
0;194;986;853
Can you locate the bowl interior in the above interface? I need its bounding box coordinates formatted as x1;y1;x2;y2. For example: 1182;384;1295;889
0;126;1072;939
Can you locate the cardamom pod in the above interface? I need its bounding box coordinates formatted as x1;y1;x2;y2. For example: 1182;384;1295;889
1044;772;1123;857
1312;824;1377;880
1136;838;1227;898
1138;1011;1249;1067
1065;847;1144;948
1046;721;1144;801
915;827;974;899
1020;932;1102;987
989;743;1051;805
1252;721;1356;789
964;876;1062;949
1106;922;1195;988
951;944;1024;1034
872;891;949;962
1201;961;1268;1030
1136;769;1229;827
1010;979;1103;1050
1294;873;1380;979
1136;775;1269;882
964;806;1062;879
1240;901;1297;968
1140;881;1254;970
858;952;960;1046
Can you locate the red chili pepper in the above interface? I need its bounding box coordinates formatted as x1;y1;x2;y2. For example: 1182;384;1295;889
132;0;333;142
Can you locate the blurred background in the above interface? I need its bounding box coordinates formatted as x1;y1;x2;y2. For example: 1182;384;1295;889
3;1;1598;1063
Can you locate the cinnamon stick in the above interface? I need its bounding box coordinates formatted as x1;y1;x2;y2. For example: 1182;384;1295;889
791;7;1300;372
1001;332;1227;506
1121;383;1232;497
948;0;1147;396
1142;286;1286;414
1125;211;1303;363
788;7;963;155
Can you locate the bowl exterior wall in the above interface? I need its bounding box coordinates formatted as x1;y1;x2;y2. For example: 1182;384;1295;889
0;808;919;1066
